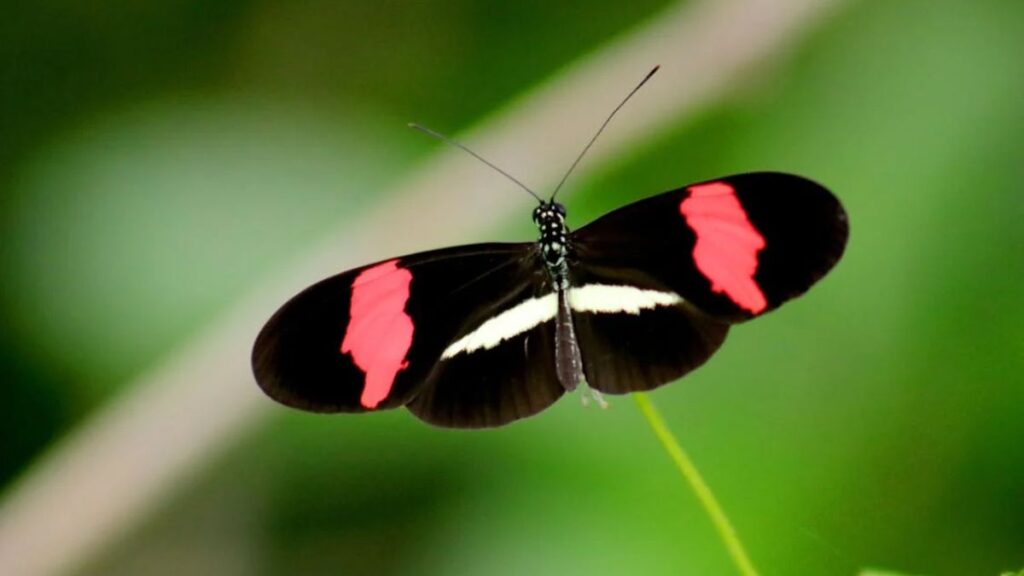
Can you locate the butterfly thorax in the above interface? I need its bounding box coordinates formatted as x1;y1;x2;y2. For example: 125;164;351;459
533;202;570;279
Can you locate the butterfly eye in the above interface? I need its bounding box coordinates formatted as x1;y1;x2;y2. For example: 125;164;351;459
554;203;566;217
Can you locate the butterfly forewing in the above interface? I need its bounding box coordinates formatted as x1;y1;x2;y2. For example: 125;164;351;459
252;243;540;414
572;172;848;321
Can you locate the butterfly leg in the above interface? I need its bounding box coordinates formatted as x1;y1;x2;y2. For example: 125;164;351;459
580;385;609;409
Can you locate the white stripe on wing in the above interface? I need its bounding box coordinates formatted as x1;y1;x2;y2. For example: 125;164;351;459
440;284;682;359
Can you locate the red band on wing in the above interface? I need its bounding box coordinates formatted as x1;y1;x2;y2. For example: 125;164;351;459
340;260;414;409
679;182;768;314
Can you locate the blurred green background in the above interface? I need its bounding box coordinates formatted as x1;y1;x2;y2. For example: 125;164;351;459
1;0;1022;575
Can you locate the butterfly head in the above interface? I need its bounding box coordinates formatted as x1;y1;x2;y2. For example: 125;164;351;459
532;201;566;224
533;202;569;267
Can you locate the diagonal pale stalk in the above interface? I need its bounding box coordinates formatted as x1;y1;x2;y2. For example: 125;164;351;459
634;392;760;576
0;1;846;575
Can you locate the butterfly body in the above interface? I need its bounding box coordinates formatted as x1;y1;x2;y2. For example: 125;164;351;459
253;172;848;428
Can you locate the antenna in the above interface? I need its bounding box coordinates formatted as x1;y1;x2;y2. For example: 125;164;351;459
550;65;660;201
408;123;544;203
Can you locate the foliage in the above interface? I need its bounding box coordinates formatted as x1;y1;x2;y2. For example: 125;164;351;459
1;0;1022;575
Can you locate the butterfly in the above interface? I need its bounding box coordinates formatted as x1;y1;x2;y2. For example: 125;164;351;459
251;68;849;428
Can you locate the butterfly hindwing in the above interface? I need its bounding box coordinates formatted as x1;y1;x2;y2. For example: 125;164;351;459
252;243;541;416
564;265;730;395
406;256;571;428
572;172;848;321
402;249;578;429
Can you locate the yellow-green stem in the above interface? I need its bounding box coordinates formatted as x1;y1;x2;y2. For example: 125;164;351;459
634;392;759;576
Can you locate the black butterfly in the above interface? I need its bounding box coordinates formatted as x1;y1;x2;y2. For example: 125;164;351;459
252;68;849;428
